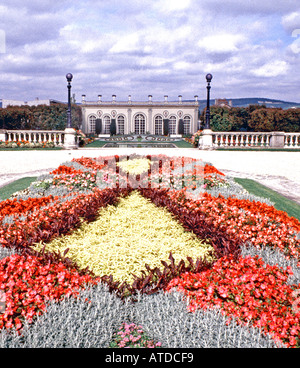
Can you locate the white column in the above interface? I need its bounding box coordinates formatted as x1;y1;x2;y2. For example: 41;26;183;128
199;129;214;150
148;108;153;134
127;108;132;134
260;134;264;147
64;128;78;150
0;130;6;142
225;134;229;147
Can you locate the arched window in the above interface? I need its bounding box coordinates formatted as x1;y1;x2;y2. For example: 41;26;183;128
183;115;191;135
89;115;97;134
134;114;146;134
103;115;111;134
117;115;125;135
154;115;163;135
169;115;177;135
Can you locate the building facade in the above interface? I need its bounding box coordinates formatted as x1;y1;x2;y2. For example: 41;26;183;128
81;95;199;136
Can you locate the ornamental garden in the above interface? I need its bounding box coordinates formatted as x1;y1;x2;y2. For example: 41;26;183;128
0;153;299;348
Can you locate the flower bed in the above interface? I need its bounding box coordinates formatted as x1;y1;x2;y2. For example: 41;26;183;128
166;255;299;347
0;253;97;330
32;191;214;284
0;140;57;149
0;154;299;348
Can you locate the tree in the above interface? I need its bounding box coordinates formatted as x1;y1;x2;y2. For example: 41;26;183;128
178;119;184;135
95;119;102;135
0;103;82;131
249;108;274;131
110;119;116;135
163;119;169;135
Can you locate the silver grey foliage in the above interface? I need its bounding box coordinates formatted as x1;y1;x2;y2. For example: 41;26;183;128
129;290;282;348
0;283;283;348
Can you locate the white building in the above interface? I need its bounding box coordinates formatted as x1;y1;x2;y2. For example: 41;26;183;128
81;94;200;136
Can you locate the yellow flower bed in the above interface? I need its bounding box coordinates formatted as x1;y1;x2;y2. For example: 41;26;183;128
33;191;214;283
117;158;151;175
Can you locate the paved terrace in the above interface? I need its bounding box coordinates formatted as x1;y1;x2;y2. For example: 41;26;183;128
0;148;299;204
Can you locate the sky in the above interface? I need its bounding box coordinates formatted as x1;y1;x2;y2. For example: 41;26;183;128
0;0;300;104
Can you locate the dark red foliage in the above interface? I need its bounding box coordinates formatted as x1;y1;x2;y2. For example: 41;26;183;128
139;188;242;260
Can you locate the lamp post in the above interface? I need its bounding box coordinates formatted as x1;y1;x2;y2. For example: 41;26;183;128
64;73;77;149
66;73;73;128
204;73;213;129
199;73;213;150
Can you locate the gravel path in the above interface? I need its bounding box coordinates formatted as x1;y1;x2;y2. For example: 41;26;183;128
0;148;299;204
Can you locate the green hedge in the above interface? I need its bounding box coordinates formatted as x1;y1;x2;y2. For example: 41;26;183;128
200;105;300;132
0;103;82;130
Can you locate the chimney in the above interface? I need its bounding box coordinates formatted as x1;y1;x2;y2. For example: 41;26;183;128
128;95;132;103
82;95;86;103
178;95;182;103
112;95;116;103
148;95;152;103
194;95;198;102
164;95;168;103
98;95;102;103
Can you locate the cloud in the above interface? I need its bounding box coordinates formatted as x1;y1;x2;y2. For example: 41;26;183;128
251;60;289;77
197;34;247;54
282;11;300;33
1;0;68;12
199;0;300;16
1;0;300;103
153;0;192;13
109;33;140;54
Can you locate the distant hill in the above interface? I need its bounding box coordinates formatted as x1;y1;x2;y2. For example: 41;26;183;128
196;97;300;111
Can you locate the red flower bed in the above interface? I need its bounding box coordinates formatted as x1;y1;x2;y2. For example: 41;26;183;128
0;253;98;330
0;196;57;219
72;157;107;171
166;254;300;348
50;165;83;175
204;164;225;176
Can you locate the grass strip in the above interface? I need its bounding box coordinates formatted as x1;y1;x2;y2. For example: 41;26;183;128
85;140;194;148
32;191;214;283
234;177;300;221
173;140;194;148
85;140;109;147
0;177;38;200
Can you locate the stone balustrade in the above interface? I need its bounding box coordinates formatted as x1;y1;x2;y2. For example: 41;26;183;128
0;128;78;149
199;130;300;149
284;133;300;148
